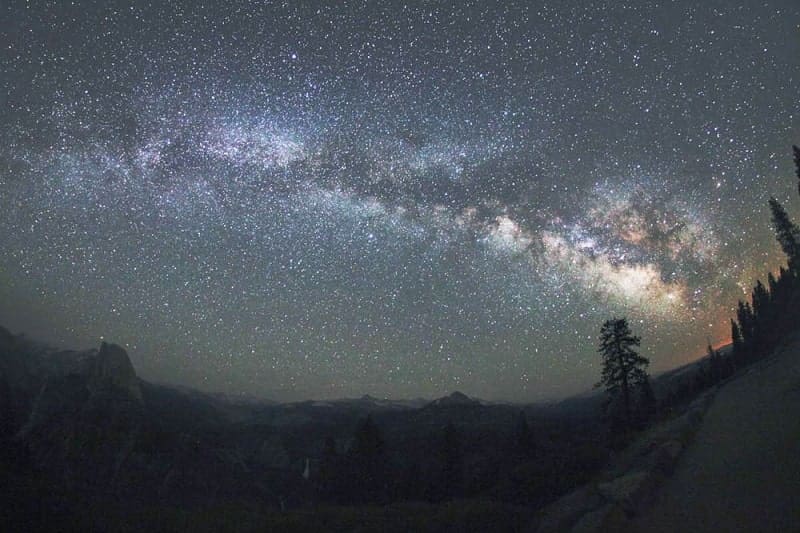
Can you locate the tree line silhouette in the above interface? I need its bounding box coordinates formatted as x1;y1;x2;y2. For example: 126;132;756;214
308;400;610;509
729;147;800;367
646;146;800;415
595;147;800;438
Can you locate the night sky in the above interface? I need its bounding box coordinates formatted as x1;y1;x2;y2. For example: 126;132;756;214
1;1;798;402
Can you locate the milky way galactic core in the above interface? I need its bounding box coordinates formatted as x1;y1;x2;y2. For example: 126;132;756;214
1;1;798;401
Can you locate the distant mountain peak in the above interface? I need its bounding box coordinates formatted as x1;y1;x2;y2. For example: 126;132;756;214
89;342;142;401
428;390;481;407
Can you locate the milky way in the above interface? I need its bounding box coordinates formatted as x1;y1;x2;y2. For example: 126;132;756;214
1;1;798;401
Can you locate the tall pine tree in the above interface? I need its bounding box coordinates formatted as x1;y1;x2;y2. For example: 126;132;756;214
751;280;770;323
731;318;743;354
768;197;800;273
793;144;800;196
596;317;650;429
737;300;756;345
768;272;779;298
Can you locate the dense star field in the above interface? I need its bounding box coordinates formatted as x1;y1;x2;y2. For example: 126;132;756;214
0;1;798;401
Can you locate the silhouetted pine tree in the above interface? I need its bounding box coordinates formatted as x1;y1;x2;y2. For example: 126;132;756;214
773;266;796;333
730;319;744;361
794;144;800;196
721;148;800;382
736;300;756;352
596;317;650;429
752;280;769;320
768;272;779;300
769;197;800;273
776;266;792;299
779;265;799;335
751;279;772;340
706;343;729;383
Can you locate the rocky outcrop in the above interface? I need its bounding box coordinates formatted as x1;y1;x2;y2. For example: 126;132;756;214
17;374;90;439
0;329;85;437
88;342;142;401
0;332;145;491
0;327;307;513
16;342;142;437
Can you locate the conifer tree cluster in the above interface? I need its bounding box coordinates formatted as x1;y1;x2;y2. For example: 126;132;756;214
600;147;800;430
689;147;800;392
728;146;800;366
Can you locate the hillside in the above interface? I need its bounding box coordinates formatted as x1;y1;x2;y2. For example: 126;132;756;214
630;334;800;532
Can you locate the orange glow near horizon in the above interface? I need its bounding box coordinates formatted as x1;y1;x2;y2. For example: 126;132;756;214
712;337;732;351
